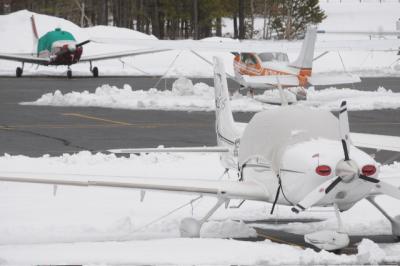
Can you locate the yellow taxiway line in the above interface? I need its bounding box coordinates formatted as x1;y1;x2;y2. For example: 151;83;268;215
62;113;133;126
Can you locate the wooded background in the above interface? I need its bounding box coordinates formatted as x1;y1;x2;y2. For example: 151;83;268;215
0;0;326;40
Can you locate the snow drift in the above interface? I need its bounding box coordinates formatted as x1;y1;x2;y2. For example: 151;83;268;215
21;78;400;112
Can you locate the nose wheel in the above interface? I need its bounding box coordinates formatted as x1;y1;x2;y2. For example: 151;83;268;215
67;67;72;79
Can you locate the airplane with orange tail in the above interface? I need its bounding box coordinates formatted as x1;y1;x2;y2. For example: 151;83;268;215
233;27;361;98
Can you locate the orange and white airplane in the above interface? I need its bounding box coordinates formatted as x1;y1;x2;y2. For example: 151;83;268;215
233;27;361;92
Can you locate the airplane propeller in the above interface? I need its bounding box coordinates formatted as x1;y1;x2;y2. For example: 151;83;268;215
76;40;90;47
291;101;400;213
55;40;91;57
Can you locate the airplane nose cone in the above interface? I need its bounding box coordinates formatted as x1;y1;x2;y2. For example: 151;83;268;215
68;44;76;52
335;159;359;183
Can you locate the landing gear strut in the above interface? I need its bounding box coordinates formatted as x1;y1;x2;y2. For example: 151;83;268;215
367;196;400;240
89;61;99;77
179;198;225;238
16;62;24;78
304;203;350;251
67;66;72;79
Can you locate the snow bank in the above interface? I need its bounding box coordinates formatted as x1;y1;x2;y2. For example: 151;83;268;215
357;239;386;264
0;152;399;264
21;79;400;112
0;238;360;265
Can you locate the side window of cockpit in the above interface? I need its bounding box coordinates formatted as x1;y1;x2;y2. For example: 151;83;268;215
276;53;289;62
258;53;274;62
241;53;248;63
248;54;258;65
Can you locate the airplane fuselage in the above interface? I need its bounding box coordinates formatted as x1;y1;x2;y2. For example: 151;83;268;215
236;106;378;211
37;29;83;66
233;52;312;87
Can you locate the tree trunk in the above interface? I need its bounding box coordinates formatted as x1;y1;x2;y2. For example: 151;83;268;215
104;0;108;25
233;12;238;38
192;0;198;39
238;0;245;39
151;0;160;38
216;17;222;36
249;0;254;38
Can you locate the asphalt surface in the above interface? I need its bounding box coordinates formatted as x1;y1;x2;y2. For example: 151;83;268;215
0;76;399;254
0;76;399;162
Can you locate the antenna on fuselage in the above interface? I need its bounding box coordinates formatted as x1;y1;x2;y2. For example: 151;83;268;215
276;77;288;106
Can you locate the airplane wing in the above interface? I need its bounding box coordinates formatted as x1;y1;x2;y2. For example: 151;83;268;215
0;172;269;201
318;30;400;37
80;48;170;62
351;133;400;152
308;73;361;86
108;146;230;153
0;53;50;64
91;37;400;53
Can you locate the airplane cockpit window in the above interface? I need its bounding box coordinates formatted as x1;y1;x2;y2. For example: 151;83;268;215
247;54;257;65
258;52;289;62
241;53;257;65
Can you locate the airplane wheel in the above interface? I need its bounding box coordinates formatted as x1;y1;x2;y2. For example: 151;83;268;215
16;67;23;78
92;67;99;77
67;70;72;79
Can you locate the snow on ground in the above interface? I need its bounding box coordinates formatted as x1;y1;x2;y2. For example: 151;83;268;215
21;77;400;112
0;152;399;264
1;2;400;77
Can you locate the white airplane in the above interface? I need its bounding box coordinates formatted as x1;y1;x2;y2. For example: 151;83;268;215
92;26;400;91
1;57;400;251
0;16;169;78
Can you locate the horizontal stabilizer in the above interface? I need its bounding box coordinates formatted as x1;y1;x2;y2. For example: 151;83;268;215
108;146;230;153
242;75;299;88
308;73;361;86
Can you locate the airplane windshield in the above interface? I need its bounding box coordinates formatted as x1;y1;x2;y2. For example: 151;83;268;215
258;52;289;62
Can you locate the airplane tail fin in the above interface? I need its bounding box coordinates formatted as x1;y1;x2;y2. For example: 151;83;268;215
213;57;240;148
30;15;39;54
290;26;317;74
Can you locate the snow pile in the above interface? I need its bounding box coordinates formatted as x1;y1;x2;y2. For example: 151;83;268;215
201;220;257;238
357;239;386;264
0;151;399;264
22;80;400;112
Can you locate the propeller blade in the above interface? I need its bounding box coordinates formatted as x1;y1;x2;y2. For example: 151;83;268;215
339;101;350;161
359;174;379;183
325;176;343;193
341;139;350;161
291;176;341;213
374;181;400;200
76;40;90;47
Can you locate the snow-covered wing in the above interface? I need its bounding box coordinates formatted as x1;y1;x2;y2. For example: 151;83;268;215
91;37;400;53
80;48;170;62
108;147;230;153
0;53;50;64
318;30;400;36
0;174;269;201
351;133;400;152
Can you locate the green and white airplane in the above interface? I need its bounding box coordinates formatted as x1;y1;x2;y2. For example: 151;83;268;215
0;16;168;78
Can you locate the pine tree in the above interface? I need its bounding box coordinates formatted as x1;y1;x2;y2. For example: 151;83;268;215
271;0;326;39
